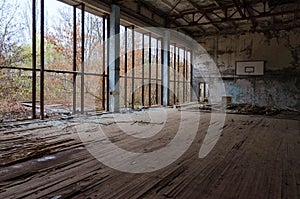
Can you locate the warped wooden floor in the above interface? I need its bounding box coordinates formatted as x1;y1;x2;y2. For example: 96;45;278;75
0;108;299;199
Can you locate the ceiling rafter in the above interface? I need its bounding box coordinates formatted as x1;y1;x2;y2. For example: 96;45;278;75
133;0;196;37
185;0;222;32
158;0;206;34
169;0;266;19
232;0;246;18
174;8;300;29
94;0;300;40
213;2;238;30
242;0;258;31
167;0;182;16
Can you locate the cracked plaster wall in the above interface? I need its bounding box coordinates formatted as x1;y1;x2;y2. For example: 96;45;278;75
194;29;300;109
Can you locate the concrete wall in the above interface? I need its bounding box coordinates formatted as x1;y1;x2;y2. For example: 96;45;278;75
195;29;300;109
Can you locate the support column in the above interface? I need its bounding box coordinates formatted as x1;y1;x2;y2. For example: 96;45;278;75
108;5;120;112
190;51;195;101
80;3;85;114
32;0;37;119
40;0;45;119
162;31;170;106
72;5;77;114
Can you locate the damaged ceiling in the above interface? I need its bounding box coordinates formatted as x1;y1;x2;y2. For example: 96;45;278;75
62;0;300;40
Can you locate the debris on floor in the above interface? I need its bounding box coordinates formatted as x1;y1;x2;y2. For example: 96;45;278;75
226;104;281;116
0;102;73;123
196;103;290;116
0;108;299;198
0;102;31;122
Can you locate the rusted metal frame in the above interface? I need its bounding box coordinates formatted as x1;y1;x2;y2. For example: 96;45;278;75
170;0;264;18
249;5;262;15
148;32;152;107
176;8;300;28
185;0;221;31
102;16;106;110
196;14;205;22
209;7;237;29
177;47;180;102
173;44;176;105
169;80;186;83
160;39;164;106
73;5;77;114
134;0;195;37
124;26;128;108
0;66;37;71
241;0;257;29
40;0;45;119
131;26;135;109
125;76;161;81
155;38;159;105
229;9;238;18
185;49;189;102
0;66;105;76
142;33;145;106
190;51;193;101
232;0;246;18
167;0;182;16
32;0;37;119
80;3;85;114
183;48;186;103
138;0;196;36
4;69;105;78
182;16;191;24
124;76;160;81
210;12;223;20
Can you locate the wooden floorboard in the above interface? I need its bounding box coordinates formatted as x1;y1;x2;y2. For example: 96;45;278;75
0;109;299;199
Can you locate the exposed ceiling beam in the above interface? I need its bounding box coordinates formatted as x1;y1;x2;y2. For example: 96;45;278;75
185;0;222;32
169;0;269;19
157;0;206;34
167;0;182;16
174;8;300;29
232;0;246;18
242;0;258;31
133;0;195;37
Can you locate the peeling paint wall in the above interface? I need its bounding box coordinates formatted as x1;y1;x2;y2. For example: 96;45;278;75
224;78;300;109
195;29;300;110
